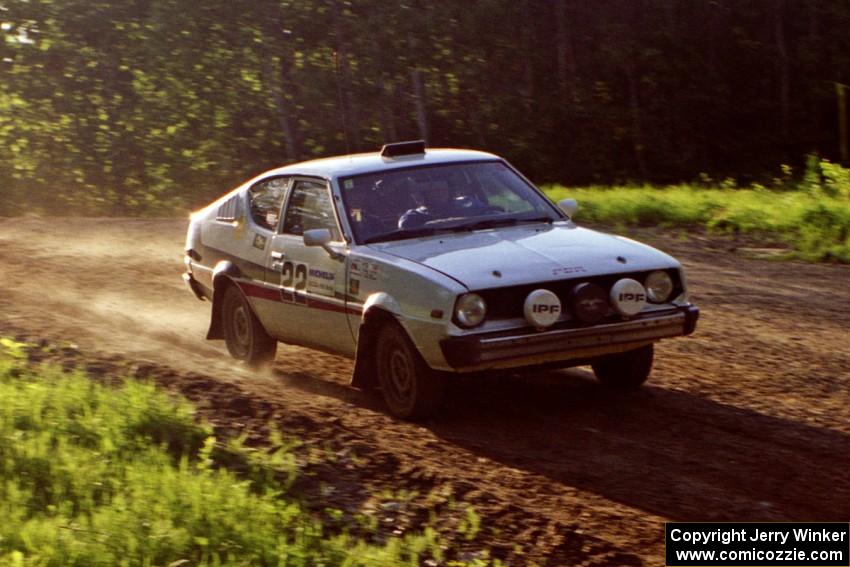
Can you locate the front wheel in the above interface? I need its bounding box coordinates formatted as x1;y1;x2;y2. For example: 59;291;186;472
375;323;445;420
591;344;654;389
221;285;277;368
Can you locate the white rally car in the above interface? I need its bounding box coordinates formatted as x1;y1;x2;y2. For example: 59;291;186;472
184;141;699;419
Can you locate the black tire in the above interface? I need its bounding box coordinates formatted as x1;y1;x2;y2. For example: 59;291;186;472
375;322;445;420
221;285;277;368
591;344;654;389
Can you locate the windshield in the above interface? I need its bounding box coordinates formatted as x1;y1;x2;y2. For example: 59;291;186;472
339;161;561;244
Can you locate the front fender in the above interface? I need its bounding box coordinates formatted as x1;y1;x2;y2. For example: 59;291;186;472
361;292;403;321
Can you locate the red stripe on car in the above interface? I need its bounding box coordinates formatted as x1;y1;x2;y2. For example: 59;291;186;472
238;280;361;315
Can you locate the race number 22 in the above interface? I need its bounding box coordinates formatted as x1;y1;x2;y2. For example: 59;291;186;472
280;261;308;290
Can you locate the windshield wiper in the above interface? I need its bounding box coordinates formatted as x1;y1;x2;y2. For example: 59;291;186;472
362;226;441;244
457;215;553;231
363;216;553;243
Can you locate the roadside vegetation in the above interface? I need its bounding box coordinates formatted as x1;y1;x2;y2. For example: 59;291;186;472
0;338;494;566
545;156;850;263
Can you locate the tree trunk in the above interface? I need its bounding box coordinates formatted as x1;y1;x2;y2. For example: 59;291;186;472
627;64;648;179
332;2;360;152
406;2;429;143
520;0;534;111
807;1;821;147
377;72;398;143
410;67;429;143
263;53;298;162
774;0;791;142
555;0;578;102
371;37;397;143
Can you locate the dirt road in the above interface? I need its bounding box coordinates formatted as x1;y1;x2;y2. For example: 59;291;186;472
1;217;848;566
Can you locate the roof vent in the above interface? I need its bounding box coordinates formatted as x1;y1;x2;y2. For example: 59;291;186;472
380;140;426;158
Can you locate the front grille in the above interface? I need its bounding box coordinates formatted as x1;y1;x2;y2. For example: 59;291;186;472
477;269;683;321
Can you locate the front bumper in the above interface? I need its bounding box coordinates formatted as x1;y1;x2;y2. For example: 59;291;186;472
440;305;699;372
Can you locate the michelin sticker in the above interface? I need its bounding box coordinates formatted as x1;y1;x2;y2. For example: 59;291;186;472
307;267;336;297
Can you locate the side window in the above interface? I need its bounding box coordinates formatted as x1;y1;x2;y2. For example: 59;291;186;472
249;177;289;231
282;180;341;240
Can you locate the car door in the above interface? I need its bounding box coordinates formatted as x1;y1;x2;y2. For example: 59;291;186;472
264;177;355;356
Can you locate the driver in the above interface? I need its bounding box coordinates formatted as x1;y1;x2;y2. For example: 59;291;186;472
398;181;473;229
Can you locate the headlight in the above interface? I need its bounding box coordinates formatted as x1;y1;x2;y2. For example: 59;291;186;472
455;293;487;327
645;270;674;303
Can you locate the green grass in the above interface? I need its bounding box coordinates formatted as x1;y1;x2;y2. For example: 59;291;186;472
0;339;492;566
543;184;850;263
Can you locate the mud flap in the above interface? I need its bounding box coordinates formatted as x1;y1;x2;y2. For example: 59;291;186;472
350;322;377;389
207;262;242;340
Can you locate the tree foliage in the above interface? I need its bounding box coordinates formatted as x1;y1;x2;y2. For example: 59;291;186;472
2;0;850;215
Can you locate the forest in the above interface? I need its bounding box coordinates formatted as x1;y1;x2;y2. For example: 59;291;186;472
2;0;850;215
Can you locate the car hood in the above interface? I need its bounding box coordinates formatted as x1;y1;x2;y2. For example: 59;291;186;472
368;223;680;289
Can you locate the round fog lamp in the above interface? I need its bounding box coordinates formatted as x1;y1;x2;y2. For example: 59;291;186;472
610;278;647;316
455;293;486;327
645;270;674;303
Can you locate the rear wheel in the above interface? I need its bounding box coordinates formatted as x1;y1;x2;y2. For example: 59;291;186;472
221;285;277;368
591;344;654;389
375;323;445;420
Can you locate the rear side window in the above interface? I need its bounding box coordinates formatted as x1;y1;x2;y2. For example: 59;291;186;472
216;194;242;222
282;179;340;240
249;177;289;230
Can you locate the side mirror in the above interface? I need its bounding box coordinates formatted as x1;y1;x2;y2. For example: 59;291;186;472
303;228;343;260
303;228;332;247
557;198;578;219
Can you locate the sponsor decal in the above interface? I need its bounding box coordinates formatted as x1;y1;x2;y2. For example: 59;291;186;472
349;278;360;296
350;260;379;281
252;233;267;250
307;266;336;297
532;303;560;314
275;261;338;299
553;266;587;276
523;289;562;329
610;278;647;316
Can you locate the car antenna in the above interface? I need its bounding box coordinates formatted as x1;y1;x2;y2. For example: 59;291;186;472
332;50;352;159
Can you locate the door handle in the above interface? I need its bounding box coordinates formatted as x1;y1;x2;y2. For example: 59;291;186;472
270;250;285;271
